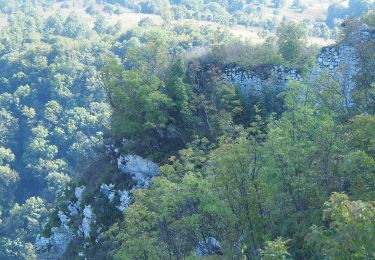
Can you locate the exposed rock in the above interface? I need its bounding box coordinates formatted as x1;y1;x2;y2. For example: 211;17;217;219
224;37;363;106
100;183;116;202
346;23;375;43
81;205;94;239
117;190;131;211
36;202;76;258
100;183;131;211
58;211;70;229
195;237;222;257
67;186;86;217
117;155;160;187
35;235;50;252
75;186;85;204
36;227;74;259
67;203;79;216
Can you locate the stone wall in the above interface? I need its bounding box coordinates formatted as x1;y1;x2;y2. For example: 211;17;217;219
222;24;374;97
222;65;302;95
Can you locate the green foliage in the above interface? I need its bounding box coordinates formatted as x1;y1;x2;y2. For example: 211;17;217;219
94;20;375;254
365;9;375;28
349;115;375;157
105;76;375;259
101;59;173;147
259;237;290;260
0;146;18;208
110;163;234;259
9;197;49;242
0;237;36;260
277;21;306;61
307;193;375;259
62;13;90;38
0;6;112;251
210;37;282;68
208;128;270;256
0;164;18;186
0;2;374;259
0;146;15;164
101;27;245;158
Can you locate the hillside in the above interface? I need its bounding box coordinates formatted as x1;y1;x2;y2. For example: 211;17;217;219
0;1;374;259
0;0;351;45
40;13;375;260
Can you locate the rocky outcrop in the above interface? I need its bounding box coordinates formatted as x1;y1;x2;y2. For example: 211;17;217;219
36;153;159;259
35;186;87;259
195;237;222;257
35;226;74;260
35;227;74;259
345;24;375;44
317;46;358;72
67;186;85;217
81;205;94;239
100;183;116;202
223;24;374;99
58;211;70;229
117;190;131;211
117;155;160;187
100;183;131;211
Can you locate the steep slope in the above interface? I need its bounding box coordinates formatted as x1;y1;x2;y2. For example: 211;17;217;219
36;20;375;259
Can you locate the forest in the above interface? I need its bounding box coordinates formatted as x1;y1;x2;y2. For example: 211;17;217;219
0;0;374;259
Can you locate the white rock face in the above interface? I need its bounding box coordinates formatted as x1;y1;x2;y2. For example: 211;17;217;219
58;211;70;229
75;186;85;203
35;227;74;259
100;183;116;202
195;237;222;257
117;190;131;211
36;197;77;258
67;186;86;217
82;205;94;239
35;235;50;252
67;203;79;216
100;183;131;211
108;192;115;202
117;155;159;187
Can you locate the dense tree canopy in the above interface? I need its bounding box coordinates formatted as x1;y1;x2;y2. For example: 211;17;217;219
0;1;374;259
92;12;375;259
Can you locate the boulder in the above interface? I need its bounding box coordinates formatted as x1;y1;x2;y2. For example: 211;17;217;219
100;183;116;202
117;155;159;187
36;227;74;259
195;237;222;257
81;205;94;239
117;190;131;211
